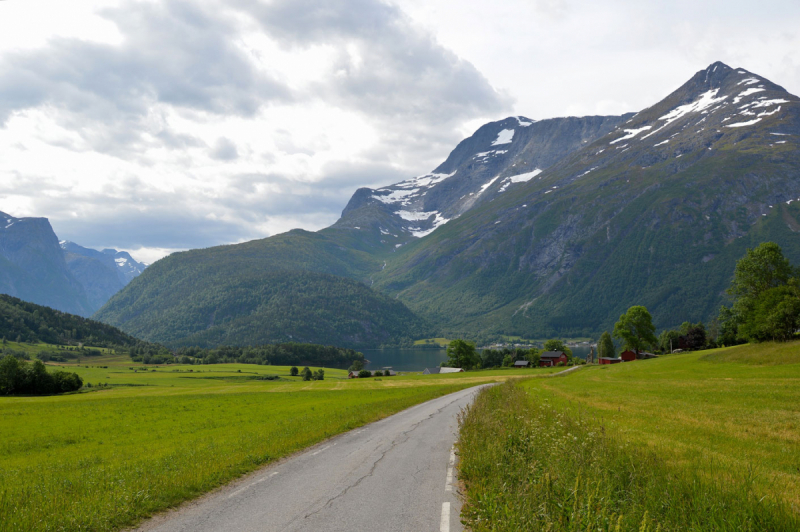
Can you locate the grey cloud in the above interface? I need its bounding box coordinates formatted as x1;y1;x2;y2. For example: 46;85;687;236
242;0;513;170
0;0;290;155
210;137;239;160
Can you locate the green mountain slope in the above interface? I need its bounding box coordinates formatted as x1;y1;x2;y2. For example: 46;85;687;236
375;62;800;337
95;231;428;348
0;294;146;347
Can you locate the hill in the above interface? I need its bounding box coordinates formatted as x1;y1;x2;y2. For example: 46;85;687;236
0;293;146;347
97;263;430;349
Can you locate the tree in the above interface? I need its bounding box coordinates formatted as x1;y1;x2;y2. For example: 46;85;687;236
722;243;800;342
598;332;615;359
312;369;325;381
0;355;20;395
729;242;794;301
613;306;657;355
525;348;541;367
301;367;312;381
658;329;681;353
290;366;299;376
445;339;480;370
349;360;364;372
502;354;513;367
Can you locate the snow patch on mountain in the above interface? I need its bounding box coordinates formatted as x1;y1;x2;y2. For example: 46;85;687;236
644;89;728;139
491;129;515;146
610;126;652;145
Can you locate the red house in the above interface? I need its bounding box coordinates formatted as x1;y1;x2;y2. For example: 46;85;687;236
539;351;569;367
599;357;622;365
620;350;637;362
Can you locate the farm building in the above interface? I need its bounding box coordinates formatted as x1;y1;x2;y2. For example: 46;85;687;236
513;360;530;368
539;351;569;367
620;350;659;362
422;367;464;374
599;357;622;365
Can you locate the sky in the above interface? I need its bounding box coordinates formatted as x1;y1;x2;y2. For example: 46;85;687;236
0;0;799;263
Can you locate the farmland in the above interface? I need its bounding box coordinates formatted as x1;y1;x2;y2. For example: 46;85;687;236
0;350;558;531
457;342;800;531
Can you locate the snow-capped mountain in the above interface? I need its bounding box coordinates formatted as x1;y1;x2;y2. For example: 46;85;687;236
334;114;632;247
60;241;146;287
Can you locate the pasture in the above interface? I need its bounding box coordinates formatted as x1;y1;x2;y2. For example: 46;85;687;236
457;342;800;531
0;352;557;531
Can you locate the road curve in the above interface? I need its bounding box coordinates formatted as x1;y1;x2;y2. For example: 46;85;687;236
134;384;491;532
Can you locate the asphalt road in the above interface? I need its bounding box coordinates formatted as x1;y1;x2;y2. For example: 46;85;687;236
135;384;490;532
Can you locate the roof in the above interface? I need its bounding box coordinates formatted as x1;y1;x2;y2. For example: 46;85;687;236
439;367;463;373
540;351;566;358
513;360;530;366
422;367;440;374
599;357;620;361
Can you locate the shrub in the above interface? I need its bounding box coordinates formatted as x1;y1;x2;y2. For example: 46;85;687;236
358;369;372;378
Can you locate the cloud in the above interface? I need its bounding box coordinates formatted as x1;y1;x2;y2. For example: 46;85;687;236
0;0;510;261
0;0;291;156
210;137;239;160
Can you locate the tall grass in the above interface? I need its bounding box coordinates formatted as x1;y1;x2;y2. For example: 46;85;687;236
457;382;799;531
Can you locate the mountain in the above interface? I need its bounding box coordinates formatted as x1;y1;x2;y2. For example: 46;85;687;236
334;114;631;247
99;61;800;345
374;61;800;337
0;211;93;316
95;114;628;347
60;241;146;311
0;211;146;316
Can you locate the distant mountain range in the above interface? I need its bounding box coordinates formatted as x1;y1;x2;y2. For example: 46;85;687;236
11;61;800;348
0;211;145;316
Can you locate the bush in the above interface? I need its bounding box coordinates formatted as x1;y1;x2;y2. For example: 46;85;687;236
290;366;299;376
301;367;312;381
358;369;372;378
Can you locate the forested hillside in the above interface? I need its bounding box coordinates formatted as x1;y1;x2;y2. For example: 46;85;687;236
0;294;146;347
98;268;429;349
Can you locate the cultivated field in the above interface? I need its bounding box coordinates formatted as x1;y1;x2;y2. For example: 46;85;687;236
458;342;800;531
0;352;559;531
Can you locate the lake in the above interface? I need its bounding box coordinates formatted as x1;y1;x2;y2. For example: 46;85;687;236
363;345;594;372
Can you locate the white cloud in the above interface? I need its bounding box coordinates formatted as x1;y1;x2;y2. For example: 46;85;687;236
0;0;799;263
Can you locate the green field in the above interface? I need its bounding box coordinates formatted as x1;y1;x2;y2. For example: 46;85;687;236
457;342;800;530
0;353;561;531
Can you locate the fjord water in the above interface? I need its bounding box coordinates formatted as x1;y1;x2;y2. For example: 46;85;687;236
363;348;448;371
363;346;593;372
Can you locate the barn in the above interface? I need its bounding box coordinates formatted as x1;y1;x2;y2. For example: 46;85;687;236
539;351;569;367
599;357;622;365
620;350;637;362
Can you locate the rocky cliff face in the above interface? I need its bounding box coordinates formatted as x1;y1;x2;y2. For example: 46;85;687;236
0;212;93;316
0;212;146;316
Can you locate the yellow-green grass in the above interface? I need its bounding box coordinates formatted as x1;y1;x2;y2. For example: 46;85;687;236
0;353;566;531
412;337;452;346
519;343;800;509
2;340;116;356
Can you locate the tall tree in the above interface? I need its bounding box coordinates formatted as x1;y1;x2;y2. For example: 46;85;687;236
723;242;800;342
729;242;794;301
597;332;615;359
446;339;480;370
613;306;657;355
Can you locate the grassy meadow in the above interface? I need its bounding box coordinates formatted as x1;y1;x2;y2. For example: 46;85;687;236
457;342;800;531
0;350;559;532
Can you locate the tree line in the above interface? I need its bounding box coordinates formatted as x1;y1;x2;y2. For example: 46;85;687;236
148;343;366;369
595;242;800;358
0;356;83;395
